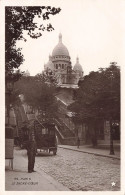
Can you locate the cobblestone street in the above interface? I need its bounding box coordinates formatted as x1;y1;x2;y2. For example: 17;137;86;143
27;147;120;191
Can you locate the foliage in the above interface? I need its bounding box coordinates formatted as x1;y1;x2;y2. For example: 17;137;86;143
15;75;58;118
35;69;57;86
68;62;120;123
5;6;61;76
6;69;23;82
10;89;21;107
68;62;120;146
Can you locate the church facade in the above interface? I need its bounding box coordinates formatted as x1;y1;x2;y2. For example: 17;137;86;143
44;33;83;88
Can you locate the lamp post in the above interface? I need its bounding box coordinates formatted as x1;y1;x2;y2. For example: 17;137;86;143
109;70;115;155
6;79;14;125
109;119;115;155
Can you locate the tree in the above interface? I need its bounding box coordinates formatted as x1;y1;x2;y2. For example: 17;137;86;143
5;6;61;77
35;68;57;86
15;75;58;119
68;62;120;146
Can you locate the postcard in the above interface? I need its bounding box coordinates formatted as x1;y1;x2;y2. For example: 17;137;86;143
0;0;124;194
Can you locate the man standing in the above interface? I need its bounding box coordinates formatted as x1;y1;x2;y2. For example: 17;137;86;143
27;134;37;173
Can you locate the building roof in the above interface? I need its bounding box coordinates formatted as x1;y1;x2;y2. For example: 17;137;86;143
52;33;70;57
44;55;54;71
73;57;83;72
23;70;30;77
57;83;78;89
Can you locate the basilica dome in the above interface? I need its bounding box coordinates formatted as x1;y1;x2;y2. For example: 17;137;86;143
73;57;83;72
52;33;69;57
44;55;54;71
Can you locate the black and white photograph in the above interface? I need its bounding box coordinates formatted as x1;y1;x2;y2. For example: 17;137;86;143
0;0;124;193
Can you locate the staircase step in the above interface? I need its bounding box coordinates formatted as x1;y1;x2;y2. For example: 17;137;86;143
54;117;75;138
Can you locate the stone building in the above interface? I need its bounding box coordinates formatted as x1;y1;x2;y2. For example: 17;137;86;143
44;33;83;87
23;70;30;77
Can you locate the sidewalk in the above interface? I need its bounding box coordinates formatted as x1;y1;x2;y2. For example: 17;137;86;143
58;144;120;160
5;147;70;191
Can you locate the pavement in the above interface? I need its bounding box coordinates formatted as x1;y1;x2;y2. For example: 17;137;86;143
58;144;120;160
5;144;120;191
5;147;70;191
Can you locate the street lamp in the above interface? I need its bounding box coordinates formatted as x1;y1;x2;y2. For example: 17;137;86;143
6;79;14;125
109;120;115;155
109;70;115;155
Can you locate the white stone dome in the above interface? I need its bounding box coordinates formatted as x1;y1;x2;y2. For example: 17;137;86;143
44;55;54;71
73;57;83;72
52;33;69;57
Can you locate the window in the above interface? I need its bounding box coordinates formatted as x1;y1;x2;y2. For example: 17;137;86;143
42;128;48;134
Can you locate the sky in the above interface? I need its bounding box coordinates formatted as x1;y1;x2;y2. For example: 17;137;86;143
15;0;124;76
